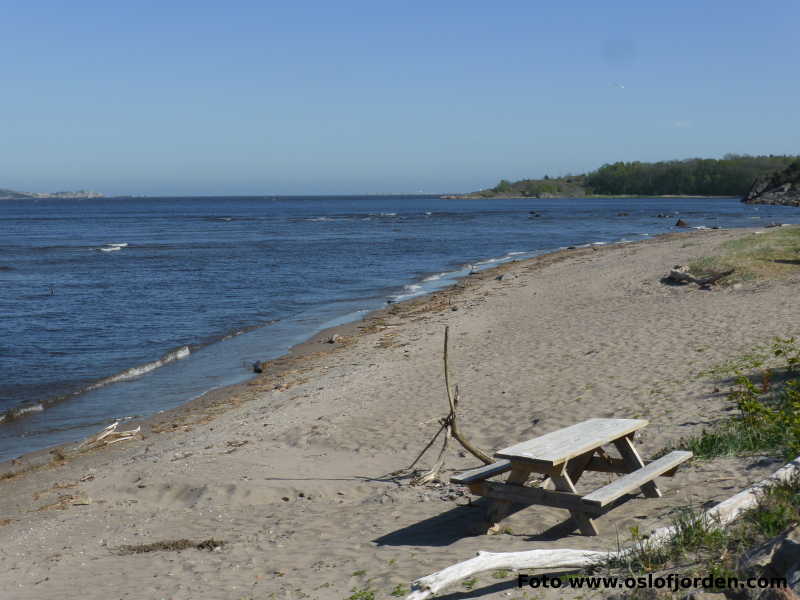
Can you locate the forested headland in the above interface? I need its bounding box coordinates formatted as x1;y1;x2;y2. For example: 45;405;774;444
467;154;799;198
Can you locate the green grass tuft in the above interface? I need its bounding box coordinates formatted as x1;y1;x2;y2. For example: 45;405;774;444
347;588;375;600
688;225;800;284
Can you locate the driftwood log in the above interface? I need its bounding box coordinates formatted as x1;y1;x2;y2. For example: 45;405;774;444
405;455;800;599
79;421;142;450
667;265;734;287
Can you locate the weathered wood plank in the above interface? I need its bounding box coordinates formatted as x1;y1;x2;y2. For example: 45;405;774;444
613;436;661;498
495;419;648;468
582;451;693;508
450;460;511;484
471;481;588;511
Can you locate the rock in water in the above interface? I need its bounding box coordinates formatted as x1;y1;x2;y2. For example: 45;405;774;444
743;161;800;206
675;219;689;228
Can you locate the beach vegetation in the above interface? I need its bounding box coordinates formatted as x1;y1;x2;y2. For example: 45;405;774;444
389;583;409;596
462;577;478;589
606;337;800;587
688;225;800;284
492;568;511;579
606;475;800;585
346;588;376;600
678;337;800;460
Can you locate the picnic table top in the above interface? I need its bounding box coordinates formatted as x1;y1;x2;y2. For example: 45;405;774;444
495;418;648;468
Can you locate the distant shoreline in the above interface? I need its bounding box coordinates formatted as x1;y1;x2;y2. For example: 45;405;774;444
0;192;742;201
441;194;740;200
0;191;104;200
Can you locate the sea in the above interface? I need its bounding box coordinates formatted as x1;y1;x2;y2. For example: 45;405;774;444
2;195;799;463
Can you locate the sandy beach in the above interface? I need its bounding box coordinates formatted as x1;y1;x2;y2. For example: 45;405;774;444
2;227;799;600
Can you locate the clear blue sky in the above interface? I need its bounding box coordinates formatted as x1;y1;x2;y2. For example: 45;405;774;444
1;1;798;195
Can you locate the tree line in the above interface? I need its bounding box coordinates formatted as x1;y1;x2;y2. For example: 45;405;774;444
484;154;799;197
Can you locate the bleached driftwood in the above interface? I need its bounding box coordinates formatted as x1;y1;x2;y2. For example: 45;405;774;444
667;265;734;287
79;421;142;450
406;455;800;599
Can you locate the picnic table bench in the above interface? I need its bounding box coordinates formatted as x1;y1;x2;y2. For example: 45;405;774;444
451;418;691;536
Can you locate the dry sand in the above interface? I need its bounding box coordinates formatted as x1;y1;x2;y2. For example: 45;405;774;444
1;227;799;600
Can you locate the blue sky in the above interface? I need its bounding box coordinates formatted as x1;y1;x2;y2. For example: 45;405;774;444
1;1;798;195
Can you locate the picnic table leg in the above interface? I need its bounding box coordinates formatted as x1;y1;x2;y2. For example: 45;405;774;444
484;464;533;530
567;451;595;485
613;436;662;498
549;468;599;536
540;450;594;490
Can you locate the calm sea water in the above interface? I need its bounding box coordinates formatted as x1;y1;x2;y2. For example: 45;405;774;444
2;195;798;462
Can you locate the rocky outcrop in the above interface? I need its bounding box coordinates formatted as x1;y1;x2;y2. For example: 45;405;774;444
738;524;800;598
743;162;800;206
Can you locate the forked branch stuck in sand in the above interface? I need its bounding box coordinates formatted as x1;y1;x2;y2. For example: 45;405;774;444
391;326;492;485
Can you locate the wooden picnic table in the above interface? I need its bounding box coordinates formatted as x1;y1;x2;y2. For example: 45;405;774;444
451;418;691;536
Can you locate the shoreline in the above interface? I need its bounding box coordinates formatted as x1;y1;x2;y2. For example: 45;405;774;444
0;227;718;474
0;232;662;466
442;194;741;200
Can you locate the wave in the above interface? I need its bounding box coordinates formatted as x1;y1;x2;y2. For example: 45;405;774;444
474;257;502;266
84;346;190;390
0;403;44;424
472;249;536;269
97;242;129;252
389;249;539;302
217;320;278;343
388;282;429;302
0;345;191;426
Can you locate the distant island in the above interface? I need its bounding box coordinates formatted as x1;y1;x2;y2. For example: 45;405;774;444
0;188;104;200
449;154;799;200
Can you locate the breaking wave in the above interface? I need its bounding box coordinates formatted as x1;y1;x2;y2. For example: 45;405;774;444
0;346;190;426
